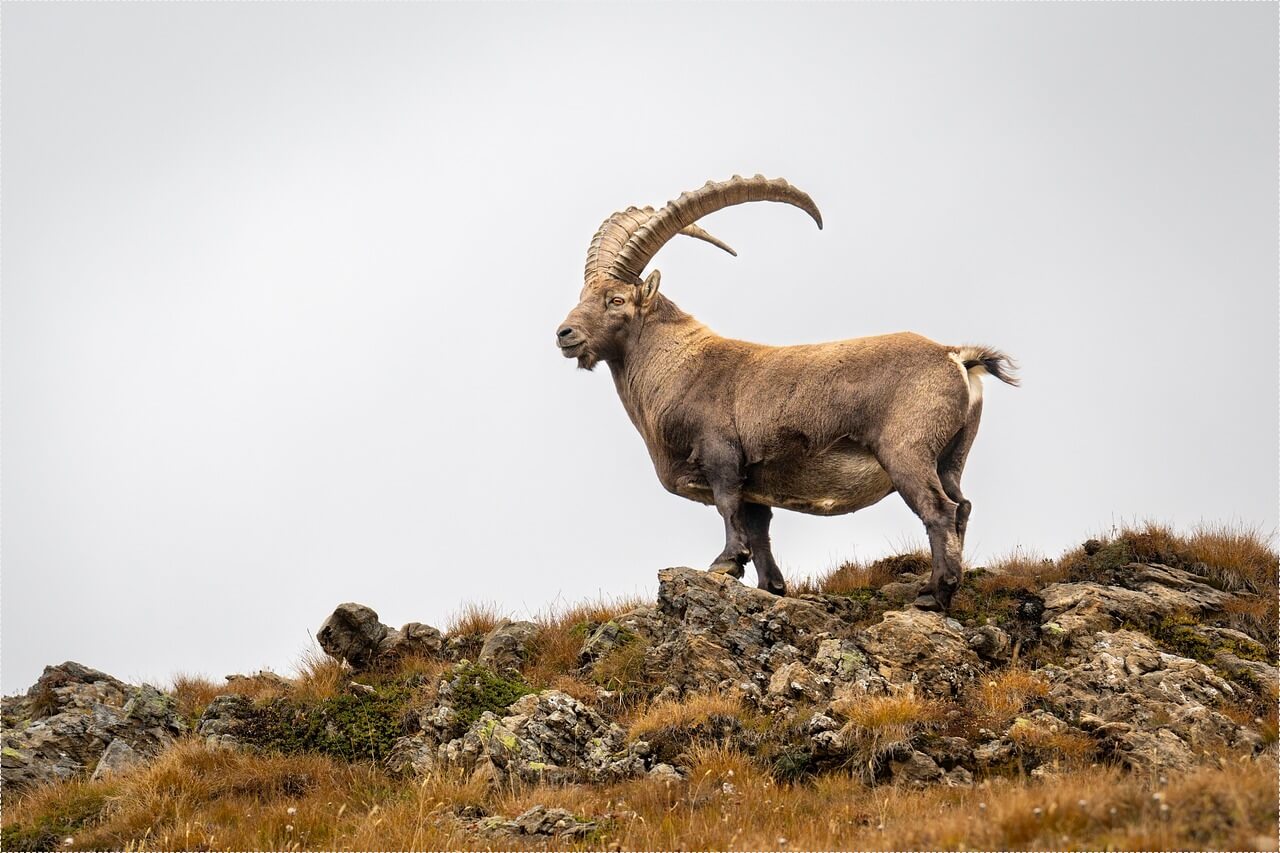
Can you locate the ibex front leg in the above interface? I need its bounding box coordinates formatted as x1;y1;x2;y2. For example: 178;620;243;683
698;441;751;578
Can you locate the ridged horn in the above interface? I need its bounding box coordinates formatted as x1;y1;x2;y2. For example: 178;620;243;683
678;224;737;257
584;206;736;285
605;175;822;285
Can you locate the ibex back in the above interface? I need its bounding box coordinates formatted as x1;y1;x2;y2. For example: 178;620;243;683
556;176;1017;610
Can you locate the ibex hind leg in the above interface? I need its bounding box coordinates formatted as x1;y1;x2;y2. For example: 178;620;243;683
742;502;787;596
937;398;982;547
878;448;963;611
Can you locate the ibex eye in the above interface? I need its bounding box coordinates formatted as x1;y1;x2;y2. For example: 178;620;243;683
610;296;625;306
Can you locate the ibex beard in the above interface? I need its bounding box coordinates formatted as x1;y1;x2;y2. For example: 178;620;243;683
557;175;1017;611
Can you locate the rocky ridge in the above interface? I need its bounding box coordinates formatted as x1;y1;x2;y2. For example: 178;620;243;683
3;547;1275;798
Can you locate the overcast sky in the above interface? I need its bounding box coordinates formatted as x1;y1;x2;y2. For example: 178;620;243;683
3;2;1275;693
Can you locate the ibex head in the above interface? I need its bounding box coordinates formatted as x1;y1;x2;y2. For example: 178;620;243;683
556;175;822;370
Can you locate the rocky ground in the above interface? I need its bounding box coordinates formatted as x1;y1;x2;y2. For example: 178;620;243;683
2;526;1277;850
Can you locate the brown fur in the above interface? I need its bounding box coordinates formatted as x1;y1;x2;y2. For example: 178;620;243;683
557;214;1016;610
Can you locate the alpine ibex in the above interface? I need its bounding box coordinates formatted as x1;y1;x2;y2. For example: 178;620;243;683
555;176;1017;610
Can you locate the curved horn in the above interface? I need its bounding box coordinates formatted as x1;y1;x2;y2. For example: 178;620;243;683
678;224;737;257
584;206;736;284
606;175;822;285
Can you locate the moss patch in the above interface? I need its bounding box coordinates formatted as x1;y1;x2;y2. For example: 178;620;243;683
1125;611;1273;697
1144;613;1217;663
447;663;533;729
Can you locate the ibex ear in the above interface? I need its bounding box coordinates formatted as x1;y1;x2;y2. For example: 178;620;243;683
640;270;661;306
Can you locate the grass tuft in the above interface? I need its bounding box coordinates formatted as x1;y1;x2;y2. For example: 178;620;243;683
797;550;932;597
969;668;1051;731
445;601;507;642
291;645;347;704
522;593;646;689
589;634;653;702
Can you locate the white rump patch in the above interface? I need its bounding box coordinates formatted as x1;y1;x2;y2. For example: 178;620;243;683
950;351;985;411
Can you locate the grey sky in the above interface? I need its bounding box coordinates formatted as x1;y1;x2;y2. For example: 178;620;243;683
3;2;1275;693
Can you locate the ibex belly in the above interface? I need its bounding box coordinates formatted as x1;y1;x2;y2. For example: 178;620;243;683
747;444;895;516
676;443;895;516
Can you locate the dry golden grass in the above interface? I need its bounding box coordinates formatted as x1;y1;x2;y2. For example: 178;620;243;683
170;671;293;726
169;673;230;725
290;645;347;704
1057;521;1278;648
1110;519;1278;594
522;594;647;689
445;600;507;639
805;522;1276;616
834;692;945;732
538;674;599;706
171;646;448;726
1183;522;1277;594
972;549;1068;594
481;751;1279;851
825;693;947;776
588;634;651;699
1006;717;1097;767
373;652;450;683
795;550;932;597
441;601;509;663
1062;520;1277;592
1;741;462;851
1120;519;1188;566
969;668;1051;730
801;558;899;596
626;692;744;741
7;745;1275;851
1222;594;1278;651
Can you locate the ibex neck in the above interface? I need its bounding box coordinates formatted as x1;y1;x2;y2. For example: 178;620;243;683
609;302;714;425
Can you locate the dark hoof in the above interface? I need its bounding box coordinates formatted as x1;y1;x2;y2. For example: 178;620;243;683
911;593;943;612
765;582;788;597
709;561;745;580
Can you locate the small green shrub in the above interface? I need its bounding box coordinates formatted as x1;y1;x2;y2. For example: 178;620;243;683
1;787;109;851
447;663;533;729
770;747;814;783
242;684;413;763
1061;539;1135;582
834;588;879;604
1;823;56;852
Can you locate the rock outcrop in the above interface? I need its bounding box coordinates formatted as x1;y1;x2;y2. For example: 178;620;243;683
1;662;185;791
477;621;539;674
317;602;443;670
1040;563;1238;649
1044;629;1257;772
436;690;645;786
377;560;1271;788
